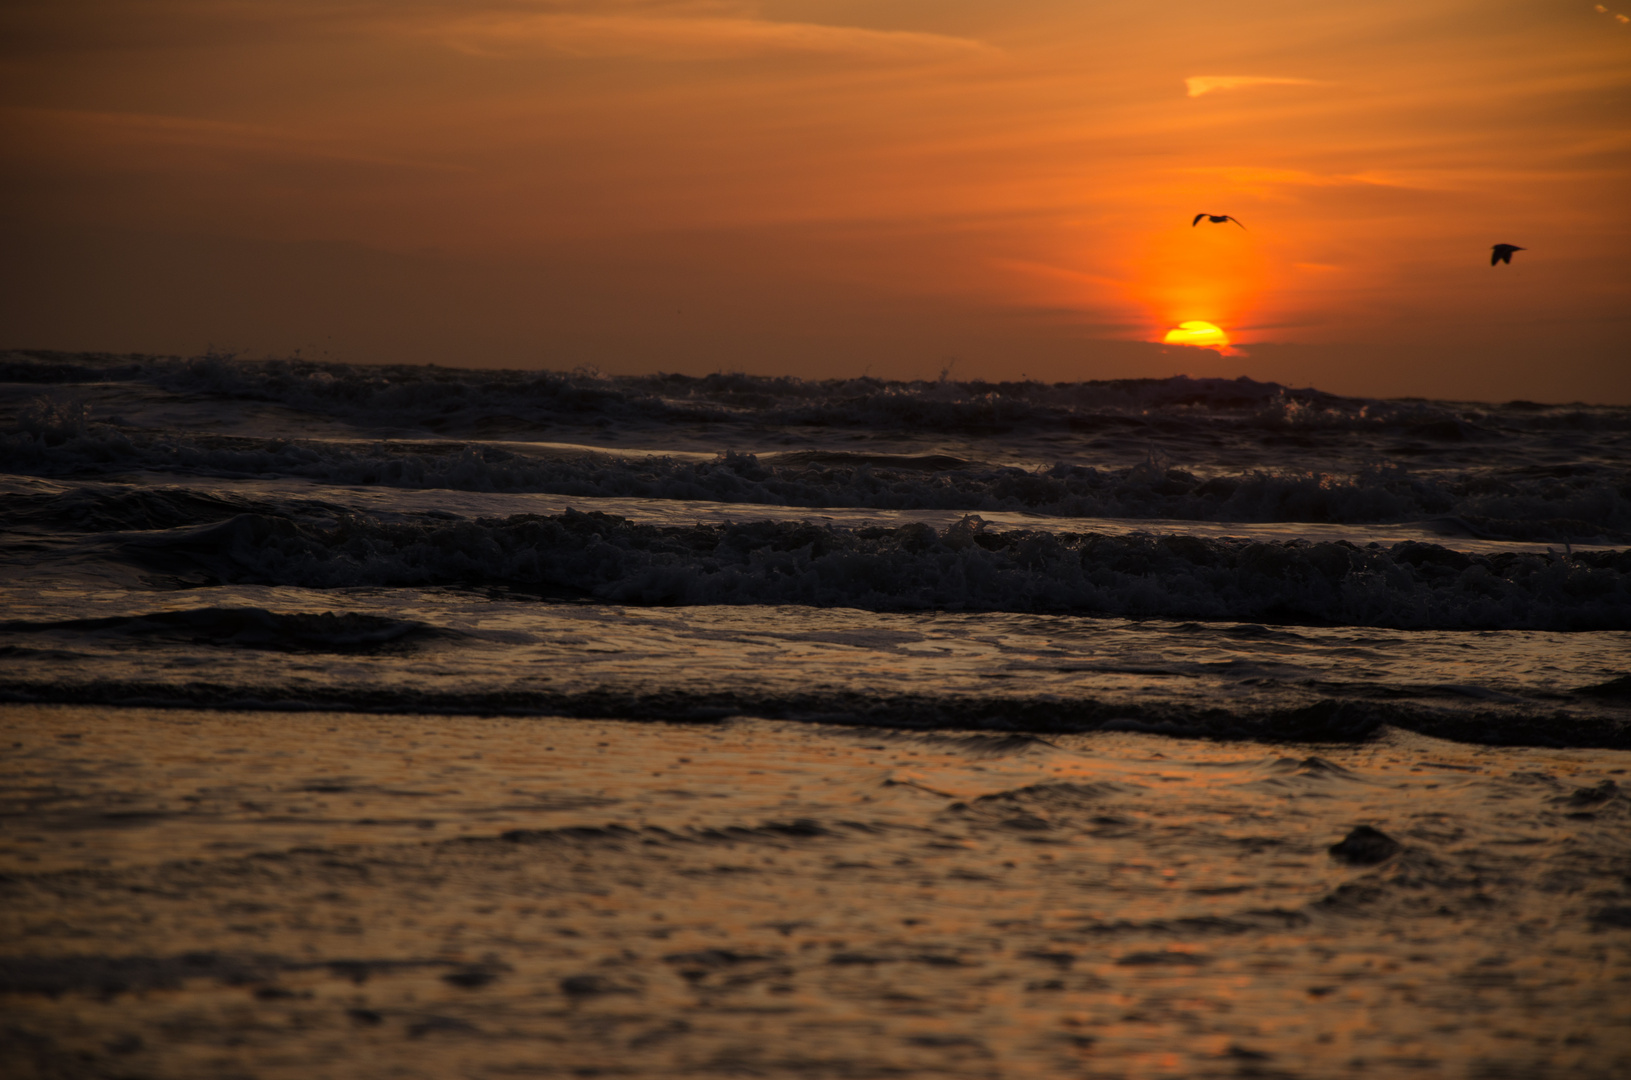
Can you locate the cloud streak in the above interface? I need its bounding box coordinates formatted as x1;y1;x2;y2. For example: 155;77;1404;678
421;11;995;62
1184;75;1321;98
0;106;468;174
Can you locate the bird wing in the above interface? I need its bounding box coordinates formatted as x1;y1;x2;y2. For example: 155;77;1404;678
1192;214;1206;227
1226;216;1247;230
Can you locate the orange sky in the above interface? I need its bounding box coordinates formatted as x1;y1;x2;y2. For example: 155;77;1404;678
2;0;1629;400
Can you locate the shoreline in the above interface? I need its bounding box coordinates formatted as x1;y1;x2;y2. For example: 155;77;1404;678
4;704;1628;1077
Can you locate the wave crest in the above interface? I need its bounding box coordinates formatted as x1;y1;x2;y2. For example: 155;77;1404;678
102;509;1631;630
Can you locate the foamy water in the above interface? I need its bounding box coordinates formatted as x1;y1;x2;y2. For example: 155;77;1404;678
3;351;1628;734
1;351;1628;1077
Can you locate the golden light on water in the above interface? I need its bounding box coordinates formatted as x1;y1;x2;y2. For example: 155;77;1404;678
1163;320;1230;348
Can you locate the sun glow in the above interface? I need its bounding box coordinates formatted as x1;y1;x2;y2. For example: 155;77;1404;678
1163;320;1230;348
1124;219;1264;361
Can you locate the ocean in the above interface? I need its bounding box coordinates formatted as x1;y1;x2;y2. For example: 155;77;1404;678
2;350;1628;1078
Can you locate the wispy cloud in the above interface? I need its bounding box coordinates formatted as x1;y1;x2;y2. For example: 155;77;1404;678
421;10;995;63
1;106;467;173
1184;75;1321;98
1179;166;1413;190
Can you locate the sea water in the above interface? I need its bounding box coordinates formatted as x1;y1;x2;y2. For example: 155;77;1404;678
1;351;1628;1078
2;350;1628;735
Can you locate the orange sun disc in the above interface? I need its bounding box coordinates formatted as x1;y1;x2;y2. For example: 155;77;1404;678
1162;321;1230;348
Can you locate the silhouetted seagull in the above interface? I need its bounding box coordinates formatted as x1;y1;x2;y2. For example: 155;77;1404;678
1491;244;1524;265
1192;213;1246;229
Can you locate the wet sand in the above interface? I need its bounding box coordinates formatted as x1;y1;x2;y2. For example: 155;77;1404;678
3;704;1629;1078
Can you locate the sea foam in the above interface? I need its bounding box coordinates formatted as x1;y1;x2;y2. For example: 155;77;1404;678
96;508;1631;631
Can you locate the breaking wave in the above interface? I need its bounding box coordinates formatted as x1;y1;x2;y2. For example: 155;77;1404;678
0;607;458;652
5;430;1627;541
7;351;1628;540
1;350;1399;430
6;347;1629;439
1;676;1625;749
99;509;1631;631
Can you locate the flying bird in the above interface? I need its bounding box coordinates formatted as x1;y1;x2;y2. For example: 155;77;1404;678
1491;244;1524;266
1193;213;1246;230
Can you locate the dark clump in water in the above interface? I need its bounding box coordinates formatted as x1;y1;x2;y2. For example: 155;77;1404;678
1575;674;1631;699
1328;825;1402;865
1562;779;1620;807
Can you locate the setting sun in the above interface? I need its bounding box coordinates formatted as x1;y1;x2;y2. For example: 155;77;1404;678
1163;320;1231;349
